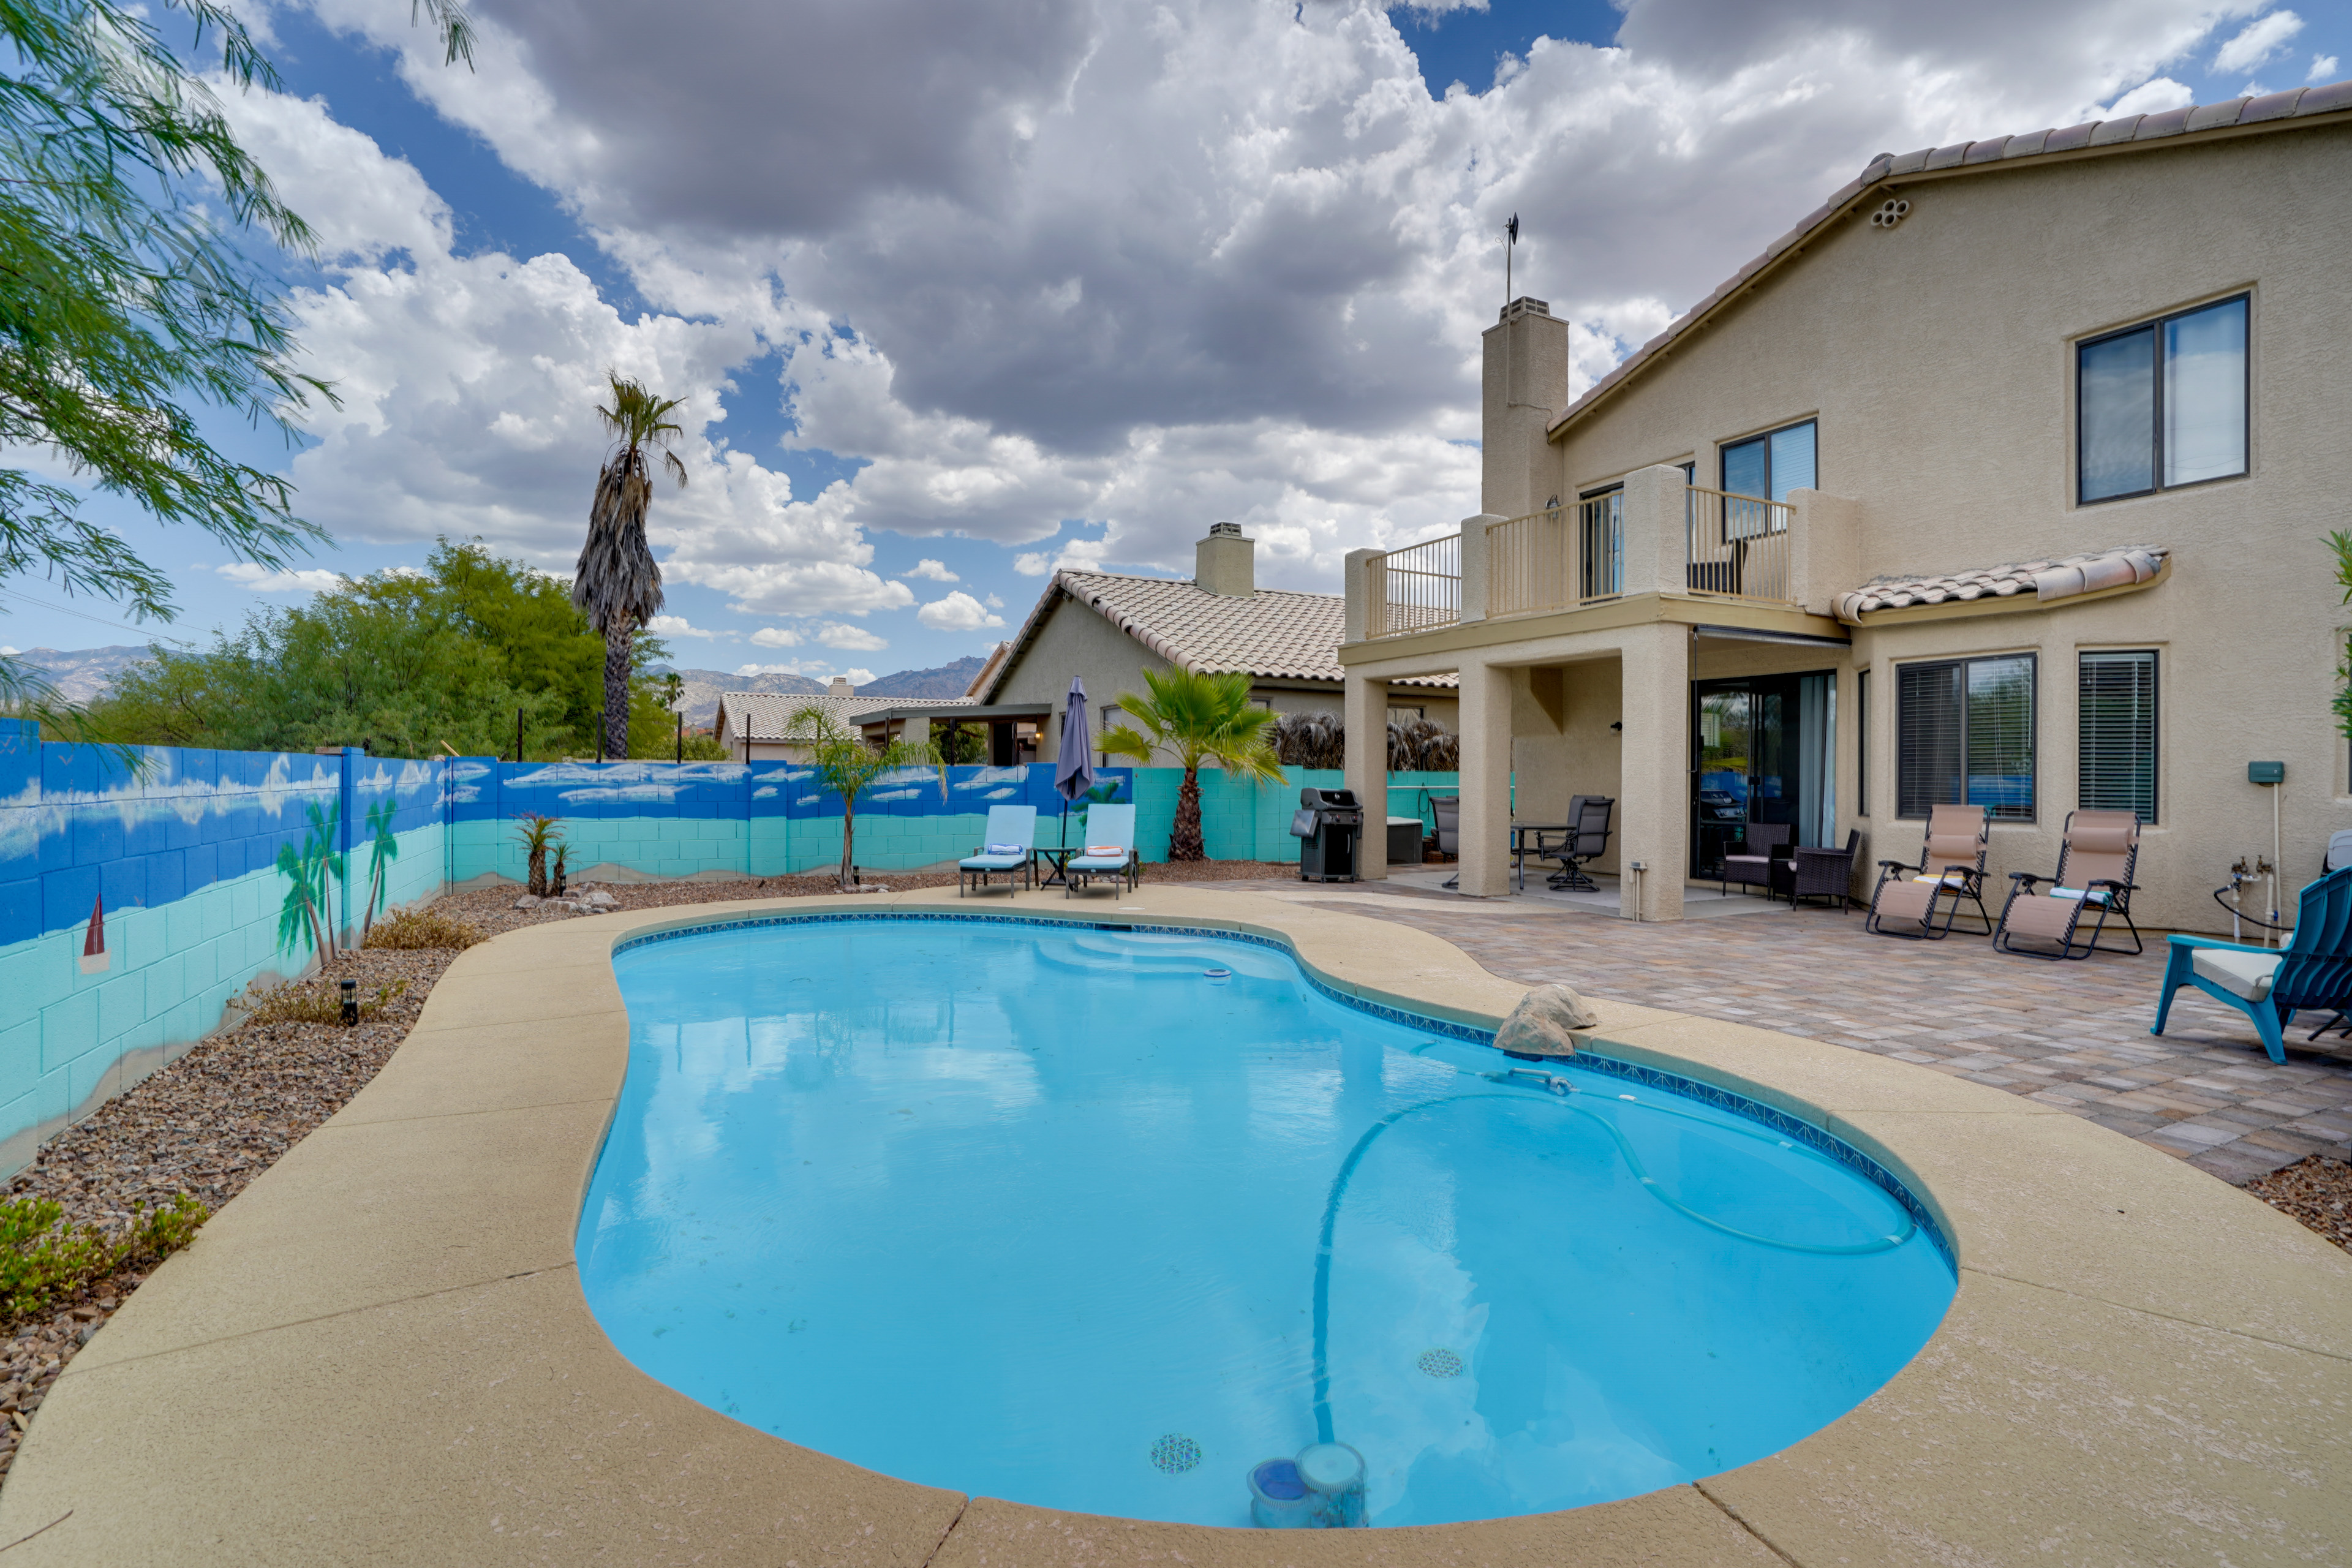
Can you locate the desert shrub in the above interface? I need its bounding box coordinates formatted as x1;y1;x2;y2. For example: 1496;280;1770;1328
240;978;408;1028
364;907;482;951
0;1194;209;1323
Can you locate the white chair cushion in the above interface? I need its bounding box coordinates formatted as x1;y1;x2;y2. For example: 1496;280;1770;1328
2191;947;2282;1002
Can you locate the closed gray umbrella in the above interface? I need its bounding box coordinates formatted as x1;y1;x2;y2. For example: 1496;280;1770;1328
1053;677;1094;862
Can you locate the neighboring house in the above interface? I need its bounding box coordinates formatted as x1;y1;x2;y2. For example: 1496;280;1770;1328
984;523;1458;764
1338;81;2352;930
714;679;986;761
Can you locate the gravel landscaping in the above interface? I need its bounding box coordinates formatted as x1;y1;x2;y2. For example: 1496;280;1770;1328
2242;1156;2352;1255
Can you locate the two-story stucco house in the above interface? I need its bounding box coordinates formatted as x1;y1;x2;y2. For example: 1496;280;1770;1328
1337;81;2352;932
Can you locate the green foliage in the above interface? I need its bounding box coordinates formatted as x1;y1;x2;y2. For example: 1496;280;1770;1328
0;1193;209;1324
1101;668;1280;861
359;794;399;943
514;812;563;897
680;731;736;761
576;374;686;760
934;719;988;764
2331;532;2352;742
789;706;945;890
0;0;337;721
274;799;342;962
86;539;679;758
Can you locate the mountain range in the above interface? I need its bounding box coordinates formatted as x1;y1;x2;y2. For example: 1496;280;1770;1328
6;643;995;729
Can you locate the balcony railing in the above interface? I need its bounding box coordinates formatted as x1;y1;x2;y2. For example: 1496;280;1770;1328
1578;492;1623;601
1365;532;1459;638
1684;486;1795;604
1485;505;1568;618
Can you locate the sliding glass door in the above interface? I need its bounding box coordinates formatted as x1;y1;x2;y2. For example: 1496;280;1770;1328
1691;671;1837;880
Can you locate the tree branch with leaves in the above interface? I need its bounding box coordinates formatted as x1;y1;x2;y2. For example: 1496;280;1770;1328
573;374;686;760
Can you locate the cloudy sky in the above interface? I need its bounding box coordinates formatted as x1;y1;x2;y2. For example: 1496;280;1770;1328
6;0;2346;683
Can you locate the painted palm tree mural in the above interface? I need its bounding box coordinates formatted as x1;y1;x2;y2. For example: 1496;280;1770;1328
275;801;342;964
275;793;404;963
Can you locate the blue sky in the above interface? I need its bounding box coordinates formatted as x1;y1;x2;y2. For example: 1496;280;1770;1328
6;0;2346;684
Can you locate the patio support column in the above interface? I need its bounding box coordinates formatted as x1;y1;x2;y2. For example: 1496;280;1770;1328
1618;624;1689;921
1343;673;1388;881
1457;660;1513;898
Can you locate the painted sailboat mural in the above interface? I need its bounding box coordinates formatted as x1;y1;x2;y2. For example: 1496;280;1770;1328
78;896;106;975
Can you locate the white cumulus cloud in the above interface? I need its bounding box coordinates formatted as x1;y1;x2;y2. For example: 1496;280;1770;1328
916;592;1008;632
644;614;722;639
2313;53;2340;79
817;622;889;651
2097;77;2197;116
2214;9;2302;74
903;559;959;581
748;626;804;648
218;563;345;593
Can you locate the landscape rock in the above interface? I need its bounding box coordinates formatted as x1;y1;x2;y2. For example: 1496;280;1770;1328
586;890;617;908
1493;983;1597;1058
512;894;541;909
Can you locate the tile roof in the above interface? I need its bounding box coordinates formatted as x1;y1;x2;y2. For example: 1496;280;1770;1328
983;570;1455;701
716;691;974;743
1550;78;2352;440
1833;545;2167;624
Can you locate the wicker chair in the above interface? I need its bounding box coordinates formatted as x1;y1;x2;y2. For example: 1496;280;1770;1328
1776;830;1863;911
1720;823;1793;899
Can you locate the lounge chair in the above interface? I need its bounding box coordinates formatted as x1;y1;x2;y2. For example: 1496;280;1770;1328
1542;796;1614;892
959;805;1036;897
1779;829;1863;911
1992;809;2145;959
1865;804;1989;939
1720;822;1792;900
2154;864;2352;1063
1065;803;1139;897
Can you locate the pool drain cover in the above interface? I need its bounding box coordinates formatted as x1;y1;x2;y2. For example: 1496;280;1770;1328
1417;1348;1463;1378
1151;1434;1201;1472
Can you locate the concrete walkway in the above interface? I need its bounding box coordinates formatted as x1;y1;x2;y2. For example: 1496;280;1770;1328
1185;876;2352;1185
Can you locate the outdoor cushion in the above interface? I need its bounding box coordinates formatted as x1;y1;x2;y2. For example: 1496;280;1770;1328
2190;946;2281;1002
1084;843;1121;858
961;853;1024;867
985;842;1027;856
2051;886;2111;903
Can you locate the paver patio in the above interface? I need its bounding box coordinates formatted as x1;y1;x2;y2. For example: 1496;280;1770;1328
1174;876;2352;1185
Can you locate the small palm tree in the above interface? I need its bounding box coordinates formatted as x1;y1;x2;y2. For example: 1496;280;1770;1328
358;794;399;944
1102;668;1282;861
575;373;687;760
514;813;564;897
274;800;342;962
788;706;946;891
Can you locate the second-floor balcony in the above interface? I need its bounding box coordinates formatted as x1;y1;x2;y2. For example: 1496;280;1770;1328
1351;466;1844;644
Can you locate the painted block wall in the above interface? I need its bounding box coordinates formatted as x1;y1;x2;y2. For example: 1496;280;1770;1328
0;724;453;1172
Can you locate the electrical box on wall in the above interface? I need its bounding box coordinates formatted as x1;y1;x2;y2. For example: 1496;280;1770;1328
2248;761;2285;785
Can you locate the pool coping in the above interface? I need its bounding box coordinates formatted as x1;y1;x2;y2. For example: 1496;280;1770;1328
1;885;2346;1565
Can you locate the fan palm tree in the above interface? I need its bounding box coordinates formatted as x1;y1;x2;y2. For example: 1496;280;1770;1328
575;373;687;760
1101;668;1282;861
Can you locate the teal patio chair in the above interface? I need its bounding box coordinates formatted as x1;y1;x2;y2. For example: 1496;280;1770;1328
2152;864;2352;1063
959;805;1036;897
1065;803;1139;898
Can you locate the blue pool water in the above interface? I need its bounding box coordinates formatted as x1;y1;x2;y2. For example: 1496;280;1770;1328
579;918;1955;1528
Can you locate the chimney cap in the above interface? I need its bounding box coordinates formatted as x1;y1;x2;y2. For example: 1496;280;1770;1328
1209;521;1246;538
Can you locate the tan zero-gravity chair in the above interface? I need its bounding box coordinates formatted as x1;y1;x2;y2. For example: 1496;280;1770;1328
1994;809;2146;960
1865;804;1991;939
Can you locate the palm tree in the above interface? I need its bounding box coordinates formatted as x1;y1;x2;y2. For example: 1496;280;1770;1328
1101;668;1282;861
575;373;687;760
358;794;399;944
788;706;945;891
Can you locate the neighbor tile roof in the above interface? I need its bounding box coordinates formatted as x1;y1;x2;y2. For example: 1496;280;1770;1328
1833;545;2168;624
983;570;1455;701
1550;79;2352;439
717;692;974;743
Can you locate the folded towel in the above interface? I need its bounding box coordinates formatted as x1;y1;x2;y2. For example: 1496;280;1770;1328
2051;886;2109;903
1084;844;1122;858
984;843;1025;856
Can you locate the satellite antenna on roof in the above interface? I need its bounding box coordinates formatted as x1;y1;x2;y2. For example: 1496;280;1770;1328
1504;213;1518;307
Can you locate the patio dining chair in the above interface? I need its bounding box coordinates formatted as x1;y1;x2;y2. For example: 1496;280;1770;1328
1542;796;1615;892
1065;803;1140;897
959;804;1036;897
2154;864;2352;1064
1992;809;2145;960
1865;804;1989;940
1720;822;1792;900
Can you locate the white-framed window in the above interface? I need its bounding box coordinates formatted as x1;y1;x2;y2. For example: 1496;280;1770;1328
2079;651;2157;822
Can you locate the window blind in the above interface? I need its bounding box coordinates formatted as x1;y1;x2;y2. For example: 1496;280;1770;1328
1897;655;2037;820
2079;651;2157;821
1896;662;1962;818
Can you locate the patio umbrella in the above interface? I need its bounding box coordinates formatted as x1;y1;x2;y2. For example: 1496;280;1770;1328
1053;676;1094;858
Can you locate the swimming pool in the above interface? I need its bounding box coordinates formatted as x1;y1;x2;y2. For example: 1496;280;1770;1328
579;916;1955;1528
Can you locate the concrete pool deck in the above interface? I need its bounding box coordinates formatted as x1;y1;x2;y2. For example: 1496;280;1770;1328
0;886;2345;1564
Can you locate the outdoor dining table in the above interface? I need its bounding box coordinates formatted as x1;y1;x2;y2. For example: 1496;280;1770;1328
1509;823;1572;892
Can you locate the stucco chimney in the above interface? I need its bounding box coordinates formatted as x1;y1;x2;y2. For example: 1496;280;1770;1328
1482;296;1569;521
1194;522;1254;597
827;676;854;696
